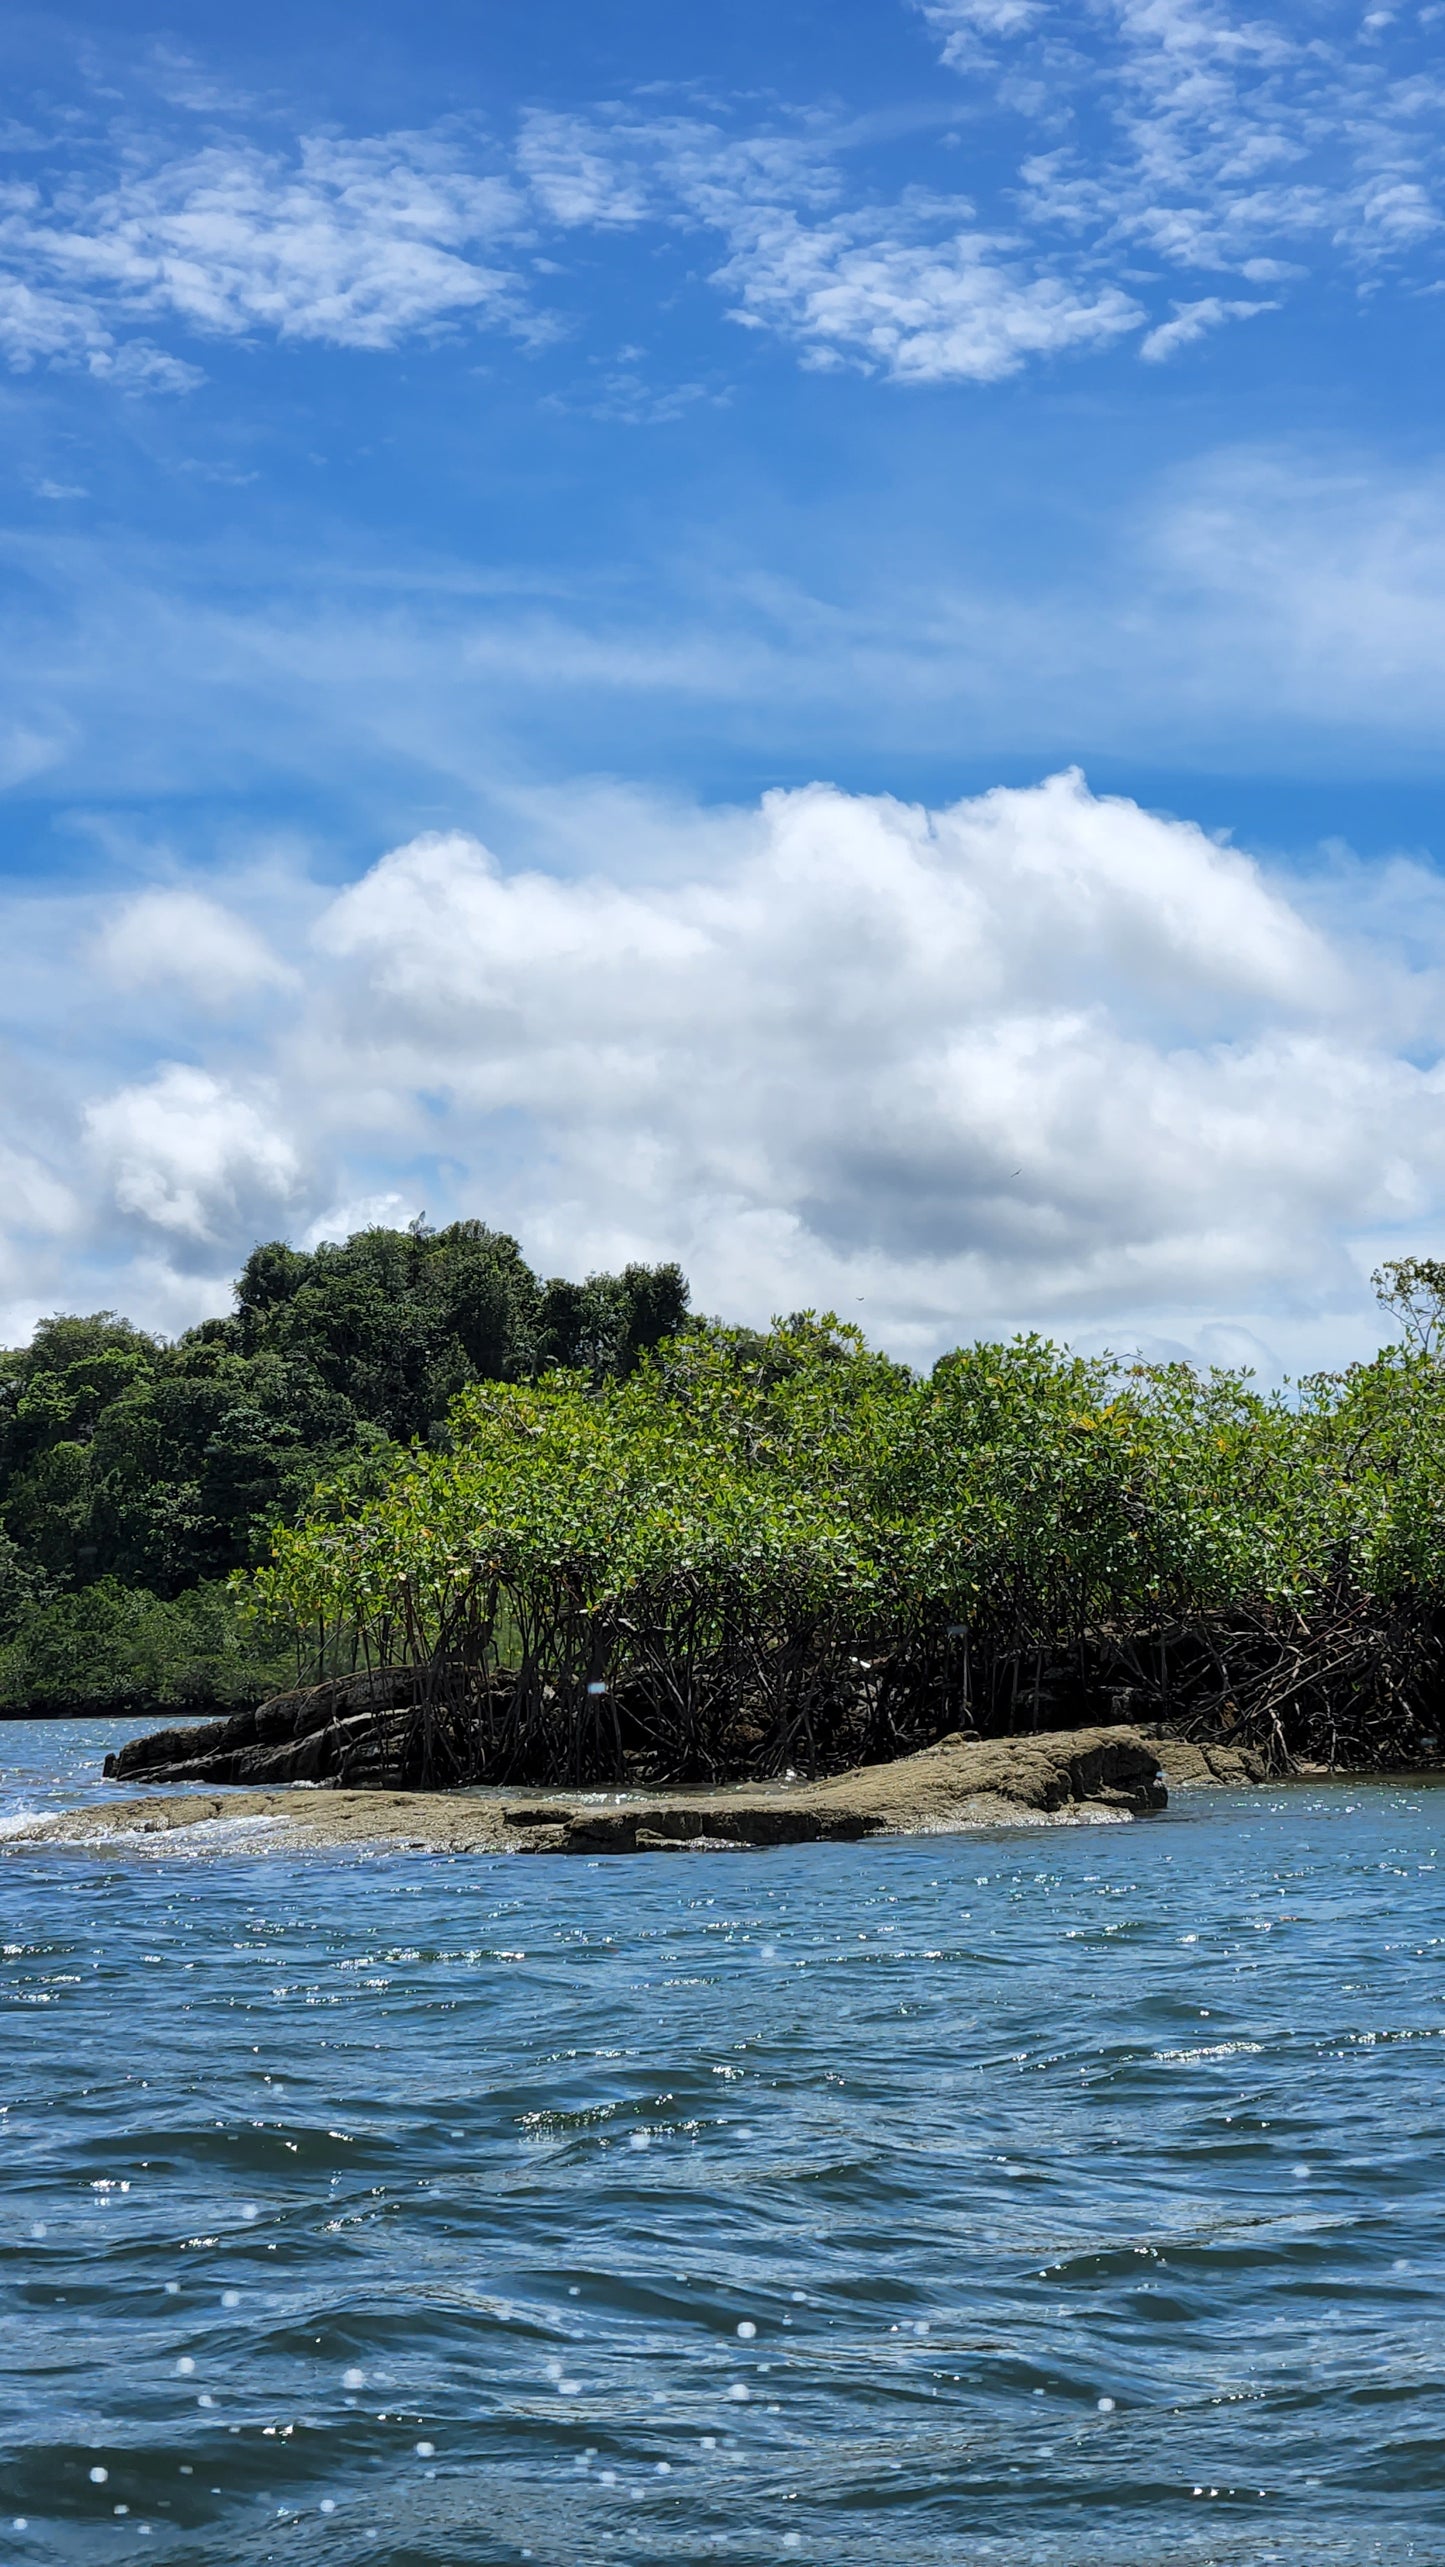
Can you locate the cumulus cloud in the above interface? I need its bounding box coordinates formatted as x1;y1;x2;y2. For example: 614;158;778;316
4;770;1441;1370
304;774;1400;1337
84;1065;304;1242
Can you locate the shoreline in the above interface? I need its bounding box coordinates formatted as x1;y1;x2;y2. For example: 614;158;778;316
8;1724;1272;1857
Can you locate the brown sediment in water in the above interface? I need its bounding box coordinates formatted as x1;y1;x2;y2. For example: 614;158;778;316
5;1724;1268;1858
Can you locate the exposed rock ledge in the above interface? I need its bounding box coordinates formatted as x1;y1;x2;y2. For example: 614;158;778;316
36;1724;1165;1856
101;1667;428;1790
1152;1738;1268;1788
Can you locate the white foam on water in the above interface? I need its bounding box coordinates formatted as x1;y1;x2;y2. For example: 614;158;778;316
64;1813;298;1857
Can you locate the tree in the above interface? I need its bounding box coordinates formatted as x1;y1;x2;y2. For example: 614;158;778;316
0;1226;697;1616
1373;1257;1445;1358
535;1261;690;1378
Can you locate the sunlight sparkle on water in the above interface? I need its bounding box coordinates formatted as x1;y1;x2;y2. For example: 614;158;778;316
2;1726;1443;2564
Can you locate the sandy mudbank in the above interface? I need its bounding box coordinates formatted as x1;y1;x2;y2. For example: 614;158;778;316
15;1724;1224;1857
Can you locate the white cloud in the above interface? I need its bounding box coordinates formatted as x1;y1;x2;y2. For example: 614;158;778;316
146;46;256;117
715;203;1142;381
1145;448;1445;735
0;1136;79;1244
0;1146;81;1348
513;110;1145;382
516;109;654;228
303;775;1392;1336
0;270;205;388
503;19;1445;384
6;770;1445;1364
301;1190;413;1249
88;338;205;393
98;889;296;1006
0;266;108;371
1140;294;1274;359
919;0;1047;65
0;126;536;381
0;721;66;787
84;1065;303;1241
4;20;1443;400
7;434;1445;820
933;0;1445;292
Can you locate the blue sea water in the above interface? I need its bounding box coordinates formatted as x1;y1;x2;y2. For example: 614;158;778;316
2;1722;1443;2567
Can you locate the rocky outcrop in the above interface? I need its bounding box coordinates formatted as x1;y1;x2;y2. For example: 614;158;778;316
103;1667;425;1789
60;1723;1165;1856
499;1723;1165;1854
1153;1737;1268;1787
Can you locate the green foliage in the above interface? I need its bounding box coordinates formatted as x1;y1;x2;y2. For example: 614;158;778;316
535;1261;690;1380
251;1320;1445;1779
1373;1255;1445;1358
0;1580;295;1718
0;1529;52;1644
10;1218;1445;1762
0;1224;691;1614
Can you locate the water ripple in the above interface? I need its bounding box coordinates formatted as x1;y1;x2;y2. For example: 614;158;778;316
1;1725;1442;2561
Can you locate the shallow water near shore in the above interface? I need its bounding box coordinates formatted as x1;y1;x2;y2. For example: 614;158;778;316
2;1723;1443;2565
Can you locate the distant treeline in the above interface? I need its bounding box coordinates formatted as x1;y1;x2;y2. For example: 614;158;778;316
0;1221;687;1716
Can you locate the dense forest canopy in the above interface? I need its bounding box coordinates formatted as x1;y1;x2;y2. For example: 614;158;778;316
0;1221;688;1713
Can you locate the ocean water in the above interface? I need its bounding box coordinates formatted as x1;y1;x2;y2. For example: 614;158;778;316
2;1723;1443;2566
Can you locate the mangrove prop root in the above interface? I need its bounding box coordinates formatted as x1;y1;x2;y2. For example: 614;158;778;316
344;1584;1442;1788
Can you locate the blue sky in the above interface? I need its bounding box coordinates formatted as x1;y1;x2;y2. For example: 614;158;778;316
3;0;1445;1367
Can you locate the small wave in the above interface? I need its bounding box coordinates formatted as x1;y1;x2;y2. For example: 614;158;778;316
1152;2041;1266;2063
133;1813;295;1851
55;1812;298;1856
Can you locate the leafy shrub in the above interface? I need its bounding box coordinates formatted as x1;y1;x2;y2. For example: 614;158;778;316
0;1580;297;1719
250;1319;1445;1780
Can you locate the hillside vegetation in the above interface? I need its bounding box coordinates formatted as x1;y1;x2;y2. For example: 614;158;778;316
0;1222;687;1716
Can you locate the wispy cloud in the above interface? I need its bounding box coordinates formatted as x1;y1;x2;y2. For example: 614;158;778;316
714;199;1142;380
2;12;1443;399
1140;293;1274;360
516;109;1146;380
0;126;537;384
918;0;1048;66
7;437;1445;839
512;14;1445;382
98;887;297;1007
927;0;1445;283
